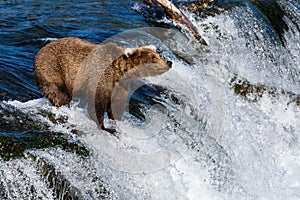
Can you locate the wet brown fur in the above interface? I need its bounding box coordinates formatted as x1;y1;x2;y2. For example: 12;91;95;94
34;37;97;106
34;37;171;133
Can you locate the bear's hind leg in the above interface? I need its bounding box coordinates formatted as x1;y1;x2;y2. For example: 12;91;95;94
40;82;71;106
35;49;71;107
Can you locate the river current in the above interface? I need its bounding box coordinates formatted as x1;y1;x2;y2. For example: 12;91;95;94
0;0;299;199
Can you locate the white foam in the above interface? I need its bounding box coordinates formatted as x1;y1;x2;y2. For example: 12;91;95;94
35;37;58;42
2;2;300;199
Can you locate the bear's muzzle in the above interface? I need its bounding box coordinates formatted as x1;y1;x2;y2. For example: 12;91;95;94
167;60;172;68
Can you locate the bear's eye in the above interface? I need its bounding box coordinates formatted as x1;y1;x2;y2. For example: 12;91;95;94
151;56;157;62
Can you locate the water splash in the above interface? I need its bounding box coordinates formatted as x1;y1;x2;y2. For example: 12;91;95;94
0;0;300;199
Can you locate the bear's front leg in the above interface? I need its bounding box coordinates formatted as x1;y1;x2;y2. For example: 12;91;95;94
95;104;117;135
101;125;117;135
106;101;115;120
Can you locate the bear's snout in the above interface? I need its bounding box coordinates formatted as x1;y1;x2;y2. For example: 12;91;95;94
167;60;172;68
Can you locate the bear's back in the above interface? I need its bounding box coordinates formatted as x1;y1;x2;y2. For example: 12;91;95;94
34;37;97;95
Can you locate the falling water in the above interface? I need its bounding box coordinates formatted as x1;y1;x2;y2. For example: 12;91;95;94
0;0;299;199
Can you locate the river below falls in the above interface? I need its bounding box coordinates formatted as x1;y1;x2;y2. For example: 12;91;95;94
0;0;300;199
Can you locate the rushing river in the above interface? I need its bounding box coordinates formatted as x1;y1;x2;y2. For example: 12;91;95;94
0;0;299;199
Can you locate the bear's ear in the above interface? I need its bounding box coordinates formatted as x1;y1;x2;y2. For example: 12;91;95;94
143;45;157;52
124;45;157;57
124;48;136;58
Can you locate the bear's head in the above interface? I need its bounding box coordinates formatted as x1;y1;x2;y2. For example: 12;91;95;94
109;45;172;121
112;45;172;80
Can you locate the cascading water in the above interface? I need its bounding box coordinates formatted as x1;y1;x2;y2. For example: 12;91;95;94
0;0;299;199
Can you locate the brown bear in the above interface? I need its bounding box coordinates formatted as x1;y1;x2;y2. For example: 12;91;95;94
34;37;172;133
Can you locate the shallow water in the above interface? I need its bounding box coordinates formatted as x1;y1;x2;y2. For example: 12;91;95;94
0;0;300;199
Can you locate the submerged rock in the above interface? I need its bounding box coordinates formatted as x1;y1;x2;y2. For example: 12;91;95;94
26;152;112;200
180;0;298;45
0;103;49;132
230;76;300;106
0;102;89;161
0;131;89;161
250;0;289;44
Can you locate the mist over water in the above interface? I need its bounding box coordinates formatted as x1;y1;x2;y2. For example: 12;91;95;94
0;0;299;199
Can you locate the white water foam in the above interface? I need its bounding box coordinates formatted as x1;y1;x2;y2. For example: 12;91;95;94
1;1;300;199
